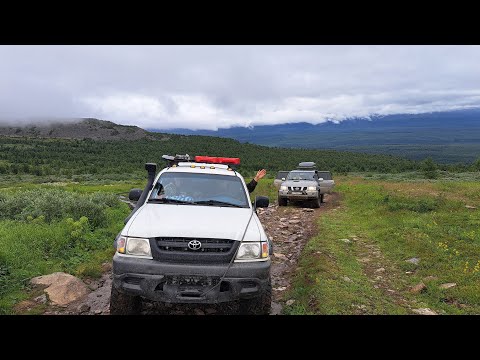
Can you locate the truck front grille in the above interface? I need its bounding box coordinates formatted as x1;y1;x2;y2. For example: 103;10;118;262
288;186;307;191
152;237;239;264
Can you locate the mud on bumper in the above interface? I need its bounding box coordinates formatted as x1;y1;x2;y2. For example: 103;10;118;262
112;254;271;304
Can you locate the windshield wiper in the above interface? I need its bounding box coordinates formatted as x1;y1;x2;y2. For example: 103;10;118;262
194;200;245;208
148;198;195;205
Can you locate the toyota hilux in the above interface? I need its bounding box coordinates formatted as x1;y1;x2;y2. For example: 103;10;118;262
110;155;272;315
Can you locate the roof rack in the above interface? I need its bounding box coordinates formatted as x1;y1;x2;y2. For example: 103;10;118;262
297;161;316;170
161;154;241;170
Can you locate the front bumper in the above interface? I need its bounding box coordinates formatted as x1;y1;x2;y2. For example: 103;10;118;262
112;254;271;304
279;190;318;200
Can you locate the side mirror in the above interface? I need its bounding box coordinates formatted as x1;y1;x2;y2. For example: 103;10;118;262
318;178;324;181
128;188;143;201
254;195;269;209
281;177;285;181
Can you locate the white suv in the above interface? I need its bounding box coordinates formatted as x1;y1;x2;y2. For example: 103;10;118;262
110;155;272;315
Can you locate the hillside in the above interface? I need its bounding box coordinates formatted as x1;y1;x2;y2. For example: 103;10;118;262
0;118;156;141
162;109;480;164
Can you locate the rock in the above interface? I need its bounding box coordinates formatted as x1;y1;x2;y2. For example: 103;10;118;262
273;253;288;260
281;231;289;235
405;257;420;265
304;209;314;212
279;224;289;229
194;309;205;315
423;276;438;282
286;235;298;242
410;282;427;294
274;286;287;291
286;299;295;306
279;218;287;222
78;304;90;313
342;276;352;282
412;308;437;315
30;272;90;307
289;220;301;225
34;294;47;304
405;271;414;274
94;309;102;315
439;283;457;289
339;238;351;243
375;268;386;273
465;205;476;209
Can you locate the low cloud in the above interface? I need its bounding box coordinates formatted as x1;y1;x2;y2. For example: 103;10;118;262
1;45;480;130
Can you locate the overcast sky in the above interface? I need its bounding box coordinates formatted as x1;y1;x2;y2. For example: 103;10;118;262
1;45;480;130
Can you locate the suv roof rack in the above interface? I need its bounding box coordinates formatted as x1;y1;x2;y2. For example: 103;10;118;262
297;161;316;170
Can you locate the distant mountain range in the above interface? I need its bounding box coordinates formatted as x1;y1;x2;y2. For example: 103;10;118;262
154;109;480;164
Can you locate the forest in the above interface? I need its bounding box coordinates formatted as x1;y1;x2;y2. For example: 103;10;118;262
1;134;477;182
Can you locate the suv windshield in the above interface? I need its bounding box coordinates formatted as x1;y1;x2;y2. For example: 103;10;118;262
148;172;250;208
287;171;316;180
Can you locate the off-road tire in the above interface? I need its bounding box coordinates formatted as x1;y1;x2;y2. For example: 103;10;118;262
239;279;272;315
109;285;141;315
278;196;288;206
311;194;321;208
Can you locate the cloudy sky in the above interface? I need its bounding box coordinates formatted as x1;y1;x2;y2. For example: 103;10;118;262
1;45;480;130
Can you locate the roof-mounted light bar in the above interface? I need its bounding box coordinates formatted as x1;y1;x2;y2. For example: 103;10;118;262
195;156;240;165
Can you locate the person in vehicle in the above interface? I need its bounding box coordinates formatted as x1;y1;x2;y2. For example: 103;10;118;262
246;169;267;193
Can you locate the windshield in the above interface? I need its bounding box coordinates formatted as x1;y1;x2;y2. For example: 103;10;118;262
148;172;250;208
287;171;315;180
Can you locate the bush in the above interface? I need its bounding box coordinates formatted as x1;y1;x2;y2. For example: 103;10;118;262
0;188;120;228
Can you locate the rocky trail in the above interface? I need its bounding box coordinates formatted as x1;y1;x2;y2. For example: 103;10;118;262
21;193;340;315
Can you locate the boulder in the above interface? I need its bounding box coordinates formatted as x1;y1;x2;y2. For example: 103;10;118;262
30;272;90;307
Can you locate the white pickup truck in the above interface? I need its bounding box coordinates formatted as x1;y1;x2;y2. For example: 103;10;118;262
110;155;273;315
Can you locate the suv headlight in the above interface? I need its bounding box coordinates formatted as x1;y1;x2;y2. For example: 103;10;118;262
307;186;317;191
117;236;152;257
236;242;269;260
280;185;287;190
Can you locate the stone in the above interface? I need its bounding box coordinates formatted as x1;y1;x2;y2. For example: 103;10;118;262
194;309;205;315
412;308;437;315
410;282;427;294
274;286;287;291
339;238;351;243
465;205;476;209
287;235;298;242
273;253;288;260
34;294;47;304
78;304;90;313
30;272;90;307
94;309;102;315
289;220;301;225
286;300;295;306
342;276;352;282
405;257;420;265
304;209;314;212
439;283;457;289
375;268;386;273
423;276;438;282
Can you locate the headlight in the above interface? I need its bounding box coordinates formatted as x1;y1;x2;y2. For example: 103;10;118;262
117;237;152;257
236;242;269;260
307;186;317;191
280;185;287;190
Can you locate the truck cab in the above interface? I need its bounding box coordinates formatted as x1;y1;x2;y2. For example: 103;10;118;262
110;155;272;315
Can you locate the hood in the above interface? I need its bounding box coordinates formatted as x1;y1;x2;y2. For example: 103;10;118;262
125;203;259;241
282;179;317;187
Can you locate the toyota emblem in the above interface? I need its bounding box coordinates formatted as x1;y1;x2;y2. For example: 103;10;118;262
187;240;202;250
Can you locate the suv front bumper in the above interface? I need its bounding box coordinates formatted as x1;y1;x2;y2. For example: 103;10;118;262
279;190;318;200
112;254;271;304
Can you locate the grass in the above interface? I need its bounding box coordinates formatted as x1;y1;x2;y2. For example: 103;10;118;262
284;177;480;315
0;185;132;314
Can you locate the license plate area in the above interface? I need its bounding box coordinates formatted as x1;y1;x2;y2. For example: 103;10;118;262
165;275;220;287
